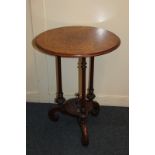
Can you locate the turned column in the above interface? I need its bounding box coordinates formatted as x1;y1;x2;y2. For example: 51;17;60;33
87;57;96;101
79;58;89;145
55;56;65;105
78;58;87;113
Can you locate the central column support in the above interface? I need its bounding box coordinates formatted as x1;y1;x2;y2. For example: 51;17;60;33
78;58;87;113
78;57;89;146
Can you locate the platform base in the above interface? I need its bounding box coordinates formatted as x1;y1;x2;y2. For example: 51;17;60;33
48;98;100;146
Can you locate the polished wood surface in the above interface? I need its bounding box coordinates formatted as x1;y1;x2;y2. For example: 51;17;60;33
35;26;120;57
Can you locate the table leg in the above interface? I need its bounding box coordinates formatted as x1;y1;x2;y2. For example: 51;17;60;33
87;57;100;116
55;56;65;105
87;57;95;101
79;58;89;146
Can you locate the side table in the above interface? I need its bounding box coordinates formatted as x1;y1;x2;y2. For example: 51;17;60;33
33;26;120;146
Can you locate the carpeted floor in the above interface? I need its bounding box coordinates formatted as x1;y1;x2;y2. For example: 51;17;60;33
26;102;129;155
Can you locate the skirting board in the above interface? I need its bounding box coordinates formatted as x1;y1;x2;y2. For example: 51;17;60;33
27;92;129;107
96;95;128;107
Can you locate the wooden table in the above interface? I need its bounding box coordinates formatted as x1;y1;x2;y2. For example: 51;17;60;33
34;26;120;146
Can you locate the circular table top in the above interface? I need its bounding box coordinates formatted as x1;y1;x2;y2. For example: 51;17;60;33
34;26;120;57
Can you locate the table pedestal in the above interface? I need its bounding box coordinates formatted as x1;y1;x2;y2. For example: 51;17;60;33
48;56;100;146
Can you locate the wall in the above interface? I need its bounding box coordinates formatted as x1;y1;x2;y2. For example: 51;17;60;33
26;0;129;106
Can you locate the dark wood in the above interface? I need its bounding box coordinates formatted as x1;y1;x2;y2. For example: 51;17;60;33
48;106;62;122
91;101;100;116
78;58;89;145
63;98;94;117
55;56;65;105
75;59;82;98
34;26;120;57
87;57;95;101
80;117;89;146
48;59;90;145
80;58;86;106
49;98;98;117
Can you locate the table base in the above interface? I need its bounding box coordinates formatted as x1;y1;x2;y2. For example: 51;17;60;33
48;56;99;146
48;98;100;146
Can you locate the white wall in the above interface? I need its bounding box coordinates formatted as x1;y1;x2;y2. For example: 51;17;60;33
26;0;129;107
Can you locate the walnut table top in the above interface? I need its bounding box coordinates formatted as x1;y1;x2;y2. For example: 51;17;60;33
35;26;120;57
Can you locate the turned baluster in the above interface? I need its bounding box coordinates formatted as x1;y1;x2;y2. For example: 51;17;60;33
55;56;65;105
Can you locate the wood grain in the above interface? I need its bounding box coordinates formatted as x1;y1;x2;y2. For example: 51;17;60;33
34;26;120;57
